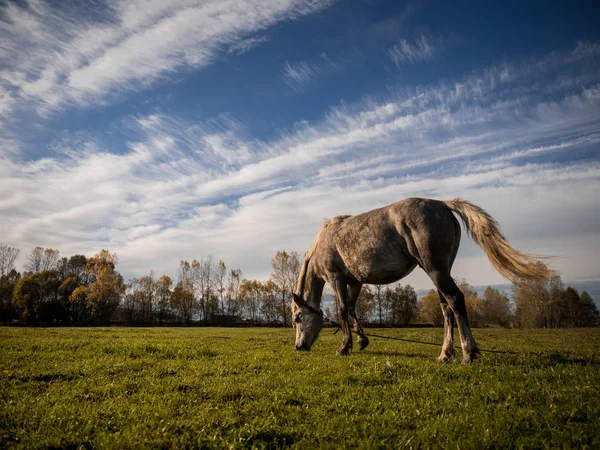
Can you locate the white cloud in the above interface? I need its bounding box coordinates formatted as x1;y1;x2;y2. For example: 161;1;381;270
1;43;599;288
0;0;334;116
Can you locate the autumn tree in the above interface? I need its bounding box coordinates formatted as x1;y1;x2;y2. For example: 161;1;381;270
270;250;300;327
13;270;64;325
260;280;280;323
0;244;20;322
482;286;512;327
513;274;599;328
456;279;484;327
419;289;443;327
514;276;558;328
173;261;197;325
0;269;20;323
355;285;374;323
240;279;262;323
137;272;156;324
71;250;125;325
59;255;90;323
155;275;173;325
170;283;193;325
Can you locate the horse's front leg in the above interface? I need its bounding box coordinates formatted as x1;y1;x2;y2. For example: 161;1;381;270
331;275;352;356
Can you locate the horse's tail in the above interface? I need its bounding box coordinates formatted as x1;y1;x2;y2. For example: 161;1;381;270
443;198;556;282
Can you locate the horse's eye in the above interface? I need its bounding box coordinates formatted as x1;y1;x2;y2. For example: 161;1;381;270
294;314;302;324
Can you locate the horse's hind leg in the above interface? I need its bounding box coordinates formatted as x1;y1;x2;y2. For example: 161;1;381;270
428;271;479;364
348;282;369;350
437;293;456;362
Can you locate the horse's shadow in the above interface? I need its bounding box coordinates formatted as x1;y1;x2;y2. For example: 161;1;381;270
362;350;431;359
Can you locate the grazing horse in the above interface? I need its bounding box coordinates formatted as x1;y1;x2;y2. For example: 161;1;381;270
291;198;554;364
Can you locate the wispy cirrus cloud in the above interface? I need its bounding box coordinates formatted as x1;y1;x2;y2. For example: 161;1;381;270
0;0;335;118
1;43;599;286
387;35;442;67
228;35;269;55
283;60;321;91
282;52;345;91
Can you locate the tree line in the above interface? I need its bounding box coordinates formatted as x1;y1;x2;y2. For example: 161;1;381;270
415;278;599;328
0;243;598;327
0;244;302;326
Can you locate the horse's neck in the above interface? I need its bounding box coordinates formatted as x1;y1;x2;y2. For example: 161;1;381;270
304;264;325;308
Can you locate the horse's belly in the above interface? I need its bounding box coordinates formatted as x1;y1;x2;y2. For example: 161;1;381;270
361;263;417;284
340;243;417;284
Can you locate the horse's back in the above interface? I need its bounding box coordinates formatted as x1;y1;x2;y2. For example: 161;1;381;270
319;198;459;282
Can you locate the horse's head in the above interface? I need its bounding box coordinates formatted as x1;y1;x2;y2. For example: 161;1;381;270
291;293;324;351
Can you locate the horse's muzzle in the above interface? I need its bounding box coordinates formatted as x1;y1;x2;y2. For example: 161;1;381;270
295;344;310;351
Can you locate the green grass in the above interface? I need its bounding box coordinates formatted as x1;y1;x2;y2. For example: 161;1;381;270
1;327;599;449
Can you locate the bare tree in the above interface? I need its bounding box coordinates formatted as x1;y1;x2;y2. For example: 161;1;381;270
226;268;243;316
388;284;418;326
373;284;387;325
190;259;202;320
286;252;301;291
124;278;140;325
217;260;227;314
138;271;156;325
201;256;217;321
191;256;217;322
0;244;20;280
24;247;60;273
173;260;197;325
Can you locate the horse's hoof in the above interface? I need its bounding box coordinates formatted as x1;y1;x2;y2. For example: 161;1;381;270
461;352;478;365
336;347;350;356
437;354;454;363
358;337;369;351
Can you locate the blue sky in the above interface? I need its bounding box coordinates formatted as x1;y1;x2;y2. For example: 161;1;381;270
1;0;599;293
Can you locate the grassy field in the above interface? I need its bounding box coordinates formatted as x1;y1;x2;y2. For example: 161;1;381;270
1;327;599;449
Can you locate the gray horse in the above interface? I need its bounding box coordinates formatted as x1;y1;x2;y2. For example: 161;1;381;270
291;197;554;364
